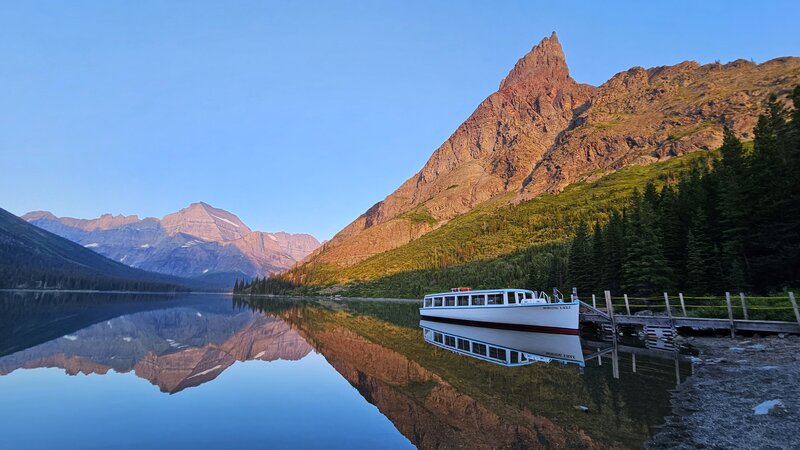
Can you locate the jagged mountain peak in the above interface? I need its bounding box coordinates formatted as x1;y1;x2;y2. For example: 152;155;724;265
499;31;570;90
161;202;252;242
23;210;140;232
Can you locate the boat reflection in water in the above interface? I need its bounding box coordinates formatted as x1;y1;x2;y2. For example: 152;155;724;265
420;319;584;367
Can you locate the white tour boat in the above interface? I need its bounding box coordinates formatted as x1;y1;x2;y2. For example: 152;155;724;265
419;287;580;334
420;319;584;367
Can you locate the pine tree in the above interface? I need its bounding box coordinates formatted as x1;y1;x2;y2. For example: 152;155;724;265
658;184;687;289
601;210;625;292
748;96;792;289
716;127;750;289
591;221;604;292
568;220;594;296
622;189;673;295
685;209;716;294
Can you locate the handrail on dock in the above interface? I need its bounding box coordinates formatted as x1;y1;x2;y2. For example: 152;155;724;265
578;290;800;336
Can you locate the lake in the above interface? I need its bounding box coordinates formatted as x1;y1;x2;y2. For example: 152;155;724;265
0;291;692;449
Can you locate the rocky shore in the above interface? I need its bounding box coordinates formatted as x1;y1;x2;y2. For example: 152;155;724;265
648;335;800;449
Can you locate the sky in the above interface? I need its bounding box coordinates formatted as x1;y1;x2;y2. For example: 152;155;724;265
1;1;799;240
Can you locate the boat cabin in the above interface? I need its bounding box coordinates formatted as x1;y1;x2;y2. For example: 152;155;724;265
422;288;549;308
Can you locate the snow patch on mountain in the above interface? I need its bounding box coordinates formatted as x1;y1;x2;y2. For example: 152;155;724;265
211;214;240;228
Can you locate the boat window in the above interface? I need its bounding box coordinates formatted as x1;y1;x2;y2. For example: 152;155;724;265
510;351;519;364
508;292;517;304
487;293;504;305
471;343;487;356
444;296;455;306
457;338;470;351
526;292;534;299
457;295;469;306
424;298;432;307
434;297;443;307
444;335;456;347
433;332;443;343
489;347;507;361
470;294;485;306
520;354;527;361
423;329;432;340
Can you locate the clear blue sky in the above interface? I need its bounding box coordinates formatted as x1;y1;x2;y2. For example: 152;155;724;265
2;1;798;240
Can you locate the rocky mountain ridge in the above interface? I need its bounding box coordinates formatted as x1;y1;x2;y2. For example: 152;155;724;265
292;32;800;280
23;202;320;285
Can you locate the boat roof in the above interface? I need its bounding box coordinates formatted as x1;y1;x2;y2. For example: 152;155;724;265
424;288;534;297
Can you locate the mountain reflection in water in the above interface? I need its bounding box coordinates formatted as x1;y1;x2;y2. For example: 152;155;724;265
0;297;311;393
0;292;692;449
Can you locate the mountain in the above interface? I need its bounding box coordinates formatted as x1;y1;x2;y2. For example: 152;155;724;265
23;202;320;285
0;207;186;291
289;32;800;284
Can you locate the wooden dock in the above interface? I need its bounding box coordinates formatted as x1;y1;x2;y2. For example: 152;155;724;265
579;291;800;336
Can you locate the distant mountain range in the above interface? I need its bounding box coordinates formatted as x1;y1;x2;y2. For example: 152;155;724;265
23;202;320;286
0;207;187;291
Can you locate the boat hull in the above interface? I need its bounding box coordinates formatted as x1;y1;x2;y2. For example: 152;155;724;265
419;302;580;335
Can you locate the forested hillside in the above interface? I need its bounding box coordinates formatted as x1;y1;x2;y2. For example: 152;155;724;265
238;87;799;298
569;90;800;295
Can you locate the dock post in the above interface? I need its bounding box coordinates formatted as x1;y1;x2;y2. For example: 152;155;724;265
624;294;631;315
789;292;800;326
663;292;673;318
664;292;674;329
611;343;620;380
604;290;616;332
592;294;596;309
725;292;736;338
631;353;637;373
739;292;749;321
679;293;687;317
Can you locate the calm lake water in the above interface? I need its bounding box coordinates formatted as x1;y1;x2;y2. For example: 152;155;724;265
0;292;692;449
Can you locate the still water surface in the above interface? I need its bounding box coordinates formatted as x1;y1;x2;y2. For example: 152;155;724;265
0;292;691;449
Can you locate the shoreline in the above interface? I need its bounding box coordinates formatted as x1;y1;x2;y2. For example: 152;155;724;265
235;293;420;303
0;289;228;295
647;334;799;449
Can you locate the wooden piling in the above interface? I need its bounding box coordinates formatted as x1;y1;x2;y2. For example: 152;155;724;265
592;294;596;309
679;293;687;317
664;292;674;329
624;294;631;315
789;292;800;326
739;292;748;321
604;290;616;332
663;292;673;318
631;353;637;373
725;292;736;338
